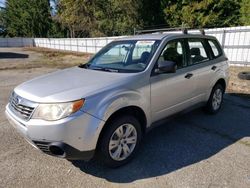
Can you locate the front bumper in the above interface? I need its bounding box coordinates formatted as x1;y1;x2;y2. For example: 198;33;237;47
5;104;105;160
32;140;95;160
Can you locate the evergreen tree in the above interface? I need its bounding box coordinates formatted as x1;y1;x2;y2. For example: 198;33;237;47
57;0;140;37
1;0;247;37
5;0;52;37
0;9;6;36
138;0;166;29
57;0;95;37
162;0;241;28
240;0;250;25
94;0;140;36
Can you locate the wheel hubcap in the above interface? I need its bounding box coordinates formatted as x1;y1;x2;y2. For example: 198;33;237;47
212;88;222;110
109;123;137;161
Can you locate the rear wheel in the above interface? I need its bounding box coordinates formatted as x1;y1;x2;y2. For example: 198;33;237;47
205;84;224;114
97;115;142;168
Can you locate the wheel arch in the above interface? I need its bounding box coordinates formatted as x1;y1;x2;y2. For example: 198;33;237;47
96;106;147;148
214;78;226;92
205;77;227;102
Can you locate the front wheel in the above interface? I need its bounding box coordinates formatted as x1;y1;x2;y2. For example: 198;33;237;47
97;115;142;168
205;84;224;114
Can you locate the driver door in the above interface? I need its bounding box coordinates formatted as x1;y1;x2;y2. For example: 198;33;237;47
150;39;197;122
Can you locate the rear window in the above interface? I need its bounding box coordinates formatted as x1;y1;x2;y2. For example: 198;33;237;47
208;40;222;58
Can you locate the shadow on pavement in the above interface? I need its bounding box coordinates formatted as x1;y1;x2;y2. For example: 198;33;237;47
0;52;29;59
71;94;250;183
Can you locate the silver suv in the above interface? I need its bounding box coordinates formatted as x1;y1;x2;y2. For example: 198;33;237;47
5;32;229;167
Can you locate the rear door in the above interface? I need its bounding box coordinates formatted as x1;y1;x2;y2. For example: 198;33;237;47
185;38;214;102
186;38;226;102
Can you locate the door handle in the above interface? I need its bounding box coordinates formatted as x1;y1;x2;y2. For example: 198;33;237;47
211;66;217;71
185;73;193;79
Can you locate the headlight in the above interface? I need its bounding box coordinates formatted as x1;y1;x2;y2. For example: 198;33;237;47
32;99;84;121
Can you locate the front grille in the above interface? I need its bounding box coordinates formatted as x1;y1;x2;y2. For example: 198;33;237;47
9;92;36;121
10;100;34;120
33;141;53;155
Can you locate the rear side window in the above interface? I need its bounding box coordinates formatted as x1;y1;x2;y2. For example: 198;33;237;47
187;39;209;65
208;40;222;58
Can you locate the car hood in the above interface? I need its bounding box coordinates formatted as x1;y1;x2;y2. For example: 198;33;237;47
14;67;132;103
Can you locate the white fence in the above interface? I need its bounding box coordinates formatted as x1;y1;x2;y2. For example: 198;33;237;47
34;36;123;54
202;26;250;64
0;26;250;64
0;38;34;47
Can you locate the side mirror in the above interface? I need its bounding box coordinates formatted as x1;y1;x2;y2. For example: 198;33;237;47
156;61;177;74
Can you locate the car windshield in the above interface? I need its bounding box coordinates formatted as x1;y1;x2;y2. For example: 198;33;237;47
80;40;160;73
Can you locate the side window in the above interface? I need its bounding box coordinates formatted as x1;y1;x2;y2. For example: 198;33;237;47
208;40;222;58
188;39;209;65
158;40;186;69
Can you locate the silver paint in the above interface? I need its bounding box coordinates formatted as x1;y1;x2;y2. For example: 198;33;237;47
5;33;229;155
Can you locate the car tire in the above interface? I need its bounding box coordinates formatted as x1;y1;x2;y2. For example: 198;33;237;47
205;84;224;114
238;72;250;80
97;115;142;168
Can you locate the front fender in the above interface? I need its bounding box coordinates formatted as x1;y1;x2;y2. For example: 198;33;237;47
83;88;151;125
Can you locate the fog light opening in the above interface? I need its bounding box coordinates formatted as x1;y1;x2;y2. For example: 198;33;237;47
49;145;65;156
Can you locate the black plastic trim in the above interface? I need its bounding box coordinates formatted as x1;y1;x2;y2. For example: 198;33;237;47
33;140;95;161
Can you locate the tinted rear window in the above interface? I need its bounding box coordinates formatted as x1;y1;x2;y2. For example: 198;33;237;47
208;40;223;58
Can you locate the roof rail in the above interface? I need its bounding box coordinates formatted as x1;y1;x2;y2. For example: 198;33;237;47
134;27;206;35
199;29;205;35
134;27;189;35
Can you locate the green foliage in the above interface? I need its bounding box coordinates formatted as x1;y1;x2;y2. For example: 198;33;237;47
240;0;250;25
139;0;166;29
94;0;140;36
57;0;95;37
48;19;67;38
163;0;241;28
1;0;248;37
5;0;52;37
57;0;140;37
0;8;6;36
0;9;4;25
0;8;5;27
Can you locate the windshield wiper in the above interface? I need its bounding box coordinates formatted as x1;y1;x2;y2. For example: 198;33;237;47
79;64;119;72
78;63;90;69
91;67;119;72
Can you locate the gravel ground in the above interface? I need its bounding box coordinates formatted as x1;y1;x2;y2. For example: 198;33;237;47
227;66;250;94
1;48;250;188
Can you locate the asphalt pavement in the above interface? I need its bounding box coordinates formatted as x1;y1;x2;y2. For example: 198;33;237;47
0;48;250;188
